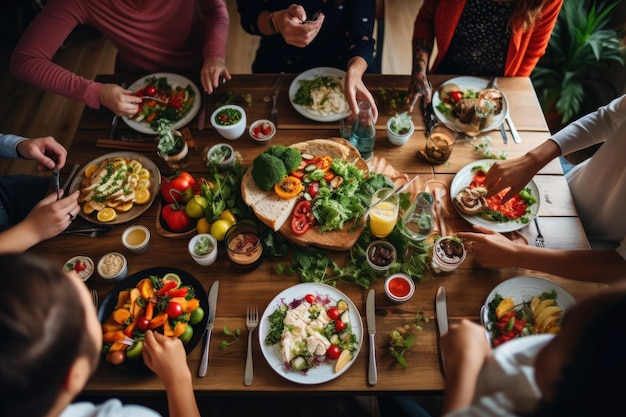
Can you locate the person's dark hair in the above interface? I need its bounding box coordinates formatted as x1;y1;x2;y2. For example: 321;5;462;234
0;254;96;417
533;286;626;416
511;0;554;32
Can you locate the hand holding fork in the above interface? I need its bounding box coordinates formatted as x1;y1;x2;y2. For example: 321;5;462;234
244;304;259;386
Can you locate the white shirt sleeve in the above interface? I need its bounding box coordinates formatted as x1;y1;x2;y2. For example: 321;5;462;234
60;399;163;417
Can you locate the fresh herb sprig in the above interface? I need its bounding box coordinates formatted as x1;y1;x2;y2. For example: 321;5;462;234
219;326;241;349
388;310;429;368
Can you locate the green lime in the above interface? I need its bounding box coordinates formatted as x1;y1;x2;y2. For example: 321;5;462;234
162;273;182;288
185;195;209;219
190;307;205;325
179;324;194;344
125;340;143;360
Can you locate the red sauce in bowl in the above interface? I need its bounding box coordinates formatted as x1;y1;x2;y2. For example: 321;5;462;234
388;276;412;298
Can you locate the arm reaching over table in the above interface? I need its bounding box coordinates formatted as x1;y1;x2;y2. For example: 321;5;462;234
143;330;201;417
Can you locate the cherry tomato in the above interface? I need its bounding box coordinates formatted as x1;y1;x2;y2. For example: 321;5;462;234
136;316;150;332
144;85;157;96
73;260;87;272
326;345;341;360
307;182;320;198
327;307;340;320
304;294;316;303
334;320;346;332
166;301;183;318
323;170;335;182
274;176;302;199
450;91;463;103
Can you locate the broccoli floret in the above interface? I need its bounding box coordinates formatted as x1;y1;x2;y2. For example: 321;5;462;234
278;147;302;172
251;153;287;191
266;145;287;159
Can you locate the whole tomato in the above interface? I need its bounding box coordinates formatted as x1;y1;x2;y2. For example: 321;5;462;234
160;171;195;204
161;203;191;232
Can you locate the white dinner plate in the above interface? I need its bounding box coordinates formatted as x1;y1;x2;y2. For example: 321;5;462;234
432;76;508;135
450;159;540;233
69;151;161;225
289;67;351;122
480;275;576;346
122;73;201;134
259;282;363;384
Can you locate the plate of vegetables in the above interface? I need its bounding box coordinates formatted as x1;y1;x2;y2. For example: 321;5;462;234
289;67;351;122
259;283;363;384
98;267;209;374
123;73;201;134
481;276;575;347
450;159;539;233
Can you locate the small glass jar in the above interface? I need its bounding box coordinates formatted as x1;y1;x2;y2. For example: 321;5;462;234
366;240;397;275
225;220;263;272
431;236;466;273
400;192;434;244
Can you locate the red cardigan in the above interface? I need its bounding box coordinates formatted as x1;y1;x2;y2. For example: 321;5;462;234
413;0;563;76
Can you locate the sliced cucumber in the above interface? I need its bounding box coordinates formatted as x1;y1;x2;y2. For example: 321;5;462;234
304;164;317;173
291;356;310;371
336;300;348;311
162;273;182;288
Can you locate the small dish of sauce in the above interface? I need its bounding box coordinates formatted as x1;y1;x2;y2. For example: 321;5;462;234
384;273;415;304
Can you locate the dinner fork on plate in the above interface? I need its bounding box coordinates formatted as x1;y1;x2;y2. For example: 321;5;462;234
534;216;546;248
244;304;259;386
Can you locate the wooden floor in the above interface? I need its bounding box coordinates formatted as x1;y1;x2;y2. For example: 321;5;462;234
0;0;421;178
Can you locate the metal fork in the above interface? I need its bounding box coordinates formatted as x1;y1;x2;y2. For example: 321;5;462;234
90;289;99;307
244;304;259;386
534;216;546;248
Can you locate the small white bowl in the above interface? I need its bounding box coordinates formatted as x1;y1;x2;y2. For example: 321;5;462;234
249;119;276;144
206;143;235;171
188;233;218;266
121;225;151;255
97;252;128;282
63;255;94;282
210;104;247;140
365;240;397;275
386;117;415;146
384;273;415;304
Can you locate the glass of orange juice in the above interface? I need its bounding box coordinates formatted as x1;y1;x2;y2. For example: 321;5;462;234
369;188;399;238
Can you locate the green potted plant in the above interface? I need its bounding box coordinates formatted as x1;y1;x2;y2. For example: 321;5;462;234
531;0;625;130
156;119;189;170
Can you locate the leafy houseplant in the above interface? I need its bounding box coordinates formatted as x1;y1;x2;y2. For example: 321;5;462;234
531;0;625;128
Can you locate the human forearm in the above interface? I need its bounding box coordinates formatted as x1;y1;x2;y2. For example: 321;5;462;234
0;222;44;254
164;371;201;417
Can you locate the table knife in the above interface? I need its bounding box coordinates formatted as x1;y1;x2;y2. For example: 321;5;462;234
199;280;219;377
506;116;522;143
435;286;448;378
270;72;284;127
366;289;377;385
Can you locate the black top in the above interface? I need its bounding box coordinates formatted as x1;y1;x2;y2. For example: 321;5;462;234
236;0;377;73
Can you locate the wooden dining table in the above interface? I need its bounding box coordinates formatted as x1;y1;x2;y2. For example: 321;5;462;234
28;73;606;398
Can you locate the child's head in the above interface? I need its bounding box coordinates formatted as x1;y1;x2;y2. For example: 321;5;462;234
534;281;626;416
0;254;102;417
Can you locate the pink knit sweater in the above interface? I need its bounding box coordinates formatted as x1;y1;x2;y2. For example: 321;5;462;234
10;0;229;109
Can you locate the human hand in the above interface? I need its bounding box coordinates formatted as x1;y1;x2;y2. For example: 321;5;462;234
21;190;80;241
16;136;67;171
481;157;540;201
142;330;191;387
98;84;142;117
457;225;523;269
440;319;491;384
275;5;324;47
200;56;231;94
406;72;432;111
345;57;378;121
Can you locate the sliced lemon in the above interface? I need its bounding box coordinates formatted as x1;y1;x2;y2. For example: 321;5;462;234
138;168;151;179
134;188;151;205
84;164;99;179
137;178;151;189
128;160;142;173
97;207;117;222
116;201;134;212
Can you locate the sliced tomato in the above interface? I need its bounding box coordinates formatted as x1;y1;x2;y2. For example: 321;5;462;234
274;176;302;199
307;182;320;198
312;155;333;172
292;215;311;235
323;170;335;182
291;200;315;235
294;200;312;217
290;168;305;180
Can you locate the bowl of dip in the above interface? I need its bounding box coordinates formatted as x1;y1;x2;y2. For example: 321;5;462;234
384;273;415;304
97;252;128;282
63;255;94;282
188;233;218;266
225;220;263;272
210;104;247;140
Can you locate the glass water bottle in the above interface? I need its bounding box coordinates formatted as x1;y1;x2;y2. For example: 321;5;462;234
350;101;376;161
